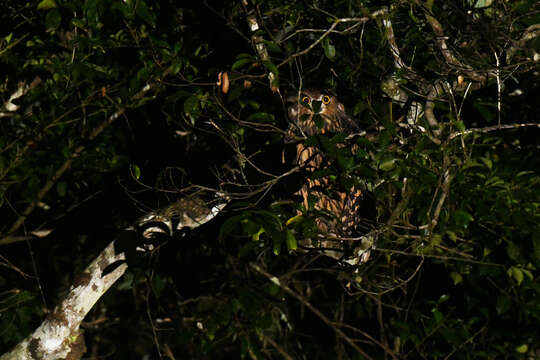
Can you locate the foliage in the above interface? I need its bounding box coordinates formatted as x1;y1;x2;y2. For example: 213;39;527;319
1;0;539;359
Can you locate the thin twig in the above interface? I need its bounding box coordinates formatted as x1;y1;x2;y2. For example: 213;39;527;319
250;263;374;360
448;123;540;141
260;332;295;360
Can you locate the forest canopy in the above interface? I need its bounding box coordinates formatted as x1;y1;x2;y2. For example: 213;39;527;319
0;0;539;359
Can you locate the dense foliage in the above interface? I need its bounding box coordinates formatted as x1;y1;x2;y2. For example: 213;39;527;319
1;0;539;358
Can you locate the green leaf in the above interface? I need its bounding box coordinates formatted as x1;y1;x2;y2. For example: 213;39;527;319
496;295;510;315
135;0;154;25
454;209;474;229
450;272;463;285
232;58;254;71
480;157;492;170
72;19;86;28
262;61;279;76
515;344;528;354
45;10;62;31
252;227;265;241
521;268;533;281
446;231;458;243
379;158;396;171
131;164;141;180
37;0;57;10
507;266;524;285
247;112;275;123
322;37;336;59
506;242;520;262
219;215;244;239
285;229;297;250
272;232;282;255
431;309;443;324
184;95;200;116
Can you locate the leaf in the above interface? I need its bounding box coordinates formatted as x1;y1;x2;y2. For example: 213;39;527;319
454;209;474;229
379;158;396;171
252;227;265;241
45;10;62;31
263;40;282;54
285;214;302;226
521;268;533;281
247;112;275;123
285;229;297;250
131;164;141;180
184;95;200;116
506;242;520;262
232;58;254;71
72;19;86;28
322;37;336;59
446;231;458;243
515;344;528;354
438;294;449;304
37;0;57;10
219;215;244;239
431;309;443;324
262;61;279;76
496;295;510;315
450;272;463;285
480;157;492;170
135;0;154;25
272;232;282;255
507;266;524;285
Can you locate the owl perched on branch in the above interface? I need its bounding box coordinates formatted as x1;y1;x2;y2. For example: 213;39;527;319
287;89;372;263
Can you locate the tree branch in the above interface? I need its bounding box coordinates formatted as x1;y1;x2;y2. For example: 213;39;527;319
1;192;229;359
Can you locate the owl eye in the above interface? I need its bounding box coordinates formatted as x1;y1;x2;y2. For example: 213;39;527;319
301;96;311;105
322;95;331;104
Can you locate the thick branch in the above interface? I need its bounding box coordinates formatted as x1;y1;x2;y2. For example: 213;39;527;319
1;192;229;359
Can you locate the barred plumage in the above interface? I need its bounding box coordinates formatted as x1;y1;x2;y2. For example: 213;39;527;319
288;89;371;263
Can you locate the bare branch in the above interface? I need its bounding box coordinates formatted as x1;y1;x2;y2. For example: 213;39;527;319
448;122;540;141
278;17;370;68
506;24;540;62
424;13;491;83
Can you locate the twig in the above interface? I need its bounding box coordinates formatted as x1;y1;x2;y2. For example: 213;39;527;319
334;322;400;359
250;263;374;360
447;123;540;142
424;14;490;83
376;295;390;360
375;248;504;267
443;325;487;360
506;24;540;62
494;51;501;127
260;332;295;360
428;154;451;234
278;17;369;68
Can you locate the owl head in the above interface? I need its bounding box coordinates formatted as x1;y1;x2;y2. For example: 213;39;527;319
287;89;357;136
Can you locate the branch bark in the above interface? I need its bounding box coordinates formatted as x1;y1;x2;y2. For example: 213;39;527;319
0;193;228;360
